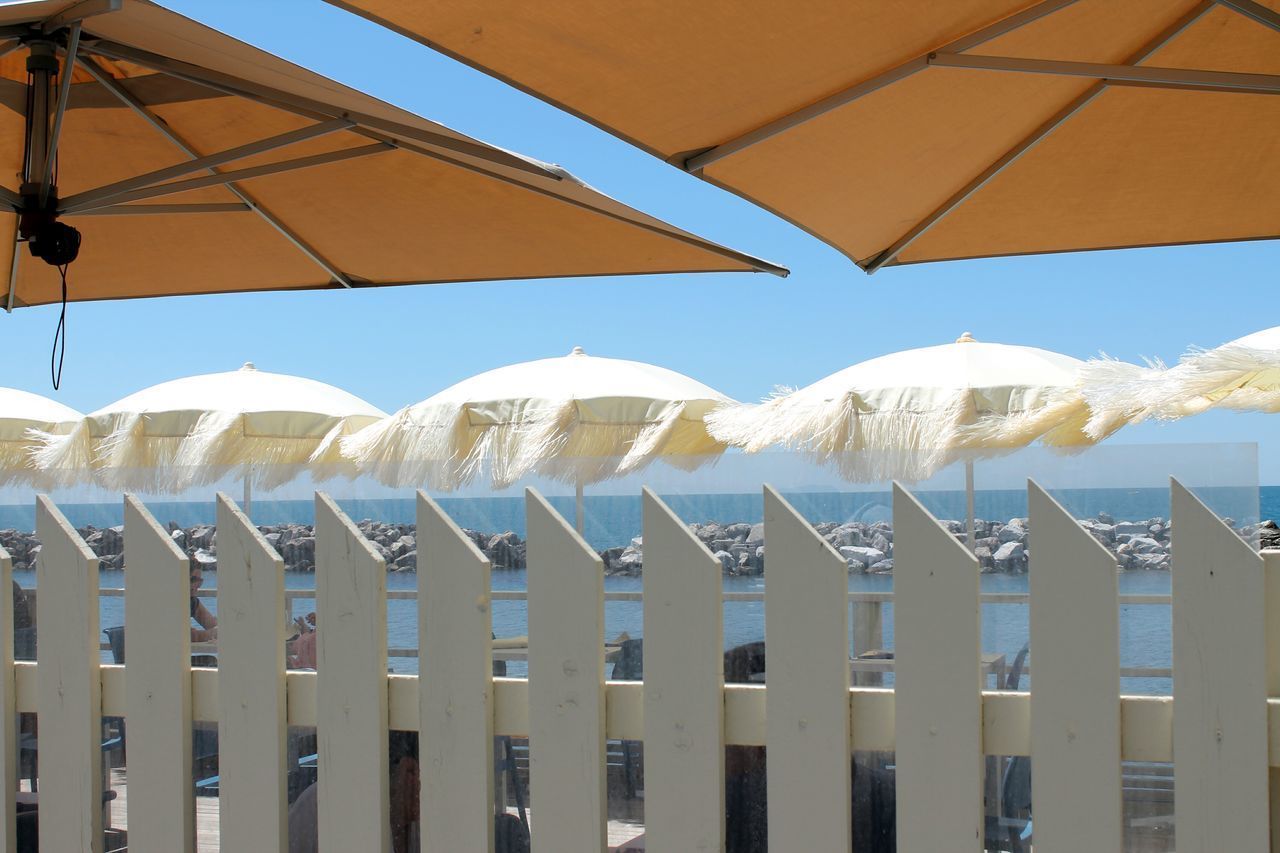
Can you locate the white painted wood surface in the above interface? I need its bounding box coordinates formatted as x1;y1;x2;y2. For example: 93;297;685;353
36;496;103;852
525;488;606;853
1027;481;1121;852
215;493;287;853
123;496;195;853
892;483;984;852
1265;550;1280;853
0;544;12;853
763;486;851;852
418;492;494;853
1172;479;1269;852
641;487;725;853
315;493;390;853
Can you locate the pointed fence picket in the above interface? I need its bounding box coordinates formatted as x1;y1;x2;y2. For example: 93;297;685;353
10;479;1280;851
315;493;389;853
214;492;287;853
763;485;851;852
641;487;725;852
1171;478;1269;851
1027;481;1121;852
418;491;494;853
525;487;606;852
123;495;195;853
35;496;103;853
0;544;12;853
892;482;984;852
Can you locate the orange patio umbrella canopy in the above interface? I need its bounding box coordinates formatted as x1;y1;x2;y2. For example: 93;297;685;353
332;0;1280;271
0;0;783;311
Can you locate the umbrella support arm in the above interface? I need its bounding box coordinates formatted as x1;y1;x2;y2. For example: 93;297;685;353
860;0;1213;273
683;0;1081;172
927;52;1280;94
79;40;558;180
59;118;357;214
76;55;357;287
1214;0;1280;33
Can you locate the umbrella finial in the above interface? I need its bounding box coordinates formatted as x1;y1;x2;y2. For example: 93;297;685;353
956;332;976;344
241;361;257;371
569;346;586;356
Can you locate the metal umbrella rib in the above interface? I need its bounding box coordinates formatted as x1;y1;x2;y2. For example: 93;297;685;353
74;54;359;288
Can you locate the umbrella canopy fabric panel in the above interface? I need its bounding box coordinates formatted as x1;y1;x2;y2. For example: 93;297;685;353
0;0;783;310
0;385;79;485
706;333;1104;482
342;346;733;489
1081;325;1280;434
331;0;1280;269
30;362;386;491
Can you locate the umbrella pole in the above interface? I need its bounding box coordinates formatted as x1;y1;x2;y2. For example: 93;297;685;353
575;480;584;536
965;458;976;552
242;466;252;519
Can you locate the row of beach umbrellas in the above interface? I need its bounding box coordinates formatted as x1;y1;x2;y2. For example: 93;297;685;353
5;327;1277;510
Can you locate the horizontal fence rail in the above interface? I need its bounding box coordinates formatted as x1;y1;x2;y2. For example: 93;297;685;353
0;479;1274;852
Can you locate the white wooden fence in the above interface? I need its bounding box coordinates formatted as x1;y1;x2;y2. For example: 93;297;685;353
0;478;1276;852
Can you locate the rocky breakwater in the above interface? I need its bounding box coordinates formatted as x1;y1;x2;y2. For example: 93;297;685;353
0;515;1274;578
600;515;1280;577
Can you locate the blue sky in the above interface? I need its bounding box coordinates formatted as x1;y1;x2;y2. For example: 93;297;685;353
4;0;1277;480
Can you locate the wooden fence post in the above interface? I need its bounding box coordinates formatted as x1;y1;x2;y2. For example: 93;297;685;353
764;485;851;852
315;493;389;853
215;493;287;853
1265;547;1280;853
0;543;13;853
642;487;725;851
1027;481;1121;852
526;487;605;852
418;491;494;853
123;495;195;852
1172;478;1268;850
36;496;103;852
893;482;983;852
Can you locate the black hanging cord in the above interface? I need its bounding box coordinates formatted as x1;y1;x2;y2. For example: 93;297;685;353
50;263;67;390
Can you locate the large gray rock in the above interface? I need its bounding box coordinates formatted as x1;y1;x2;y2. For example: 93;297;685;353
998;519;1028;544
1129;536;1163;554
993;541;1024;561
1114;522;1149;537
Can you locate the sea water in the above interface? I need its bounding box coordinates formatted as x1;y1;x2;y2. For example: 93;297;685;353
11;485;1265;695
18;564;1173;694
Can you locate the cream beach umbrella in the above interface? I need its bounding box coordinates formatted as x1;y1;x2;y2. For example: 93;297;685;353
334;0;1280;271
707;332;1110;546
1082;325;1280;434
0;386;79;485
341;346;733;531
31;362;385;505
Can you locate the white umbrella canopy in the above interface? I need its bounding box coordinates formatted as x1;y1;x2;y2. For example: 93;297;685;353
706;332;1106;483
1082;325;1280;435
31;362;386;492
341;346;733;490
0;386;79;485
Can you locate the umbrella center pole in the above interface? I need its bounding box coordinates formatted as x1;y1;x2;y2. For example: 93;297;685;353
18;38;80;266
965;458;976;552
575;481;584;536
23;41;53;198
